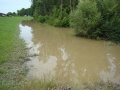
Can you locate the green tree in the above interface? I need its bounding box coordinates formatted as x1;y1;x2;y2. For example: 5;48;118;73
7;12;13;16
95;0;120;42
30;0;78;27
12;12;17;16
70;0;101;38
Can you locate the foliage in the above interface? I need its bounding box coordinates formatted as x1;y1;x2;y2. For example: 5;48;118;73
37;15;45;23
17;8;32;16
53;18;61;27
30;0;78;27
70;0;120;42
7;12;17;16
70;0;101;38
48;7;70;27
95;0;120;42
61;16;69;27
96;37;101;41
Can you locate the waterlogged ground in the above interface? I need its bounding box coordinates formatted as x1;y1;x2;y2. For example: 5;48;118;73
19;20;120;85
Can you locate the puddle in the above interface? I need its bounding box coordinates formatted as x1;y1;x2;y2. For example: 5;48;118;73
19;20;120;84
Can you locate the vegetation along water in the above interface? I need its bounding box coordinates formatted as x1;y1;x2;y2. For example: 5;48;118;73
21;0;119;43
18;0;120;43
0;17;33;89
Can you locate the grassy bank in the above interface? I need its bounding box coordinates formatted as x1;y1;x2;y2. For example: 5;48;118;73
0;17;32;64
0;17;32;89
0;16;58;90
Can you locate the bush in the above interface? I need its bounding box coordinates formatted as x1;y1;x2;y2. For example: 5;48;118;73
61;17;69;27
37;15;45;23
48;7;70;27
53;18;61;27
70;0;120;43
70;0;101;38
52;17;69;27
95;0;120;42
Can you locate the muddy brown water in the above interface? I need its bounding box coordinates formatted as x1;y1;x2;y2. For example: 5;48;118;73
19;20;120;84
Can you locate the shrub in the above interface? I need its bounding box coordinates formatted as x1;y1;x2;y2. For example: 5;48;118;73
96;37;101;41
37;15;45;23
53;18;61;27
61;17;69;27
49;7;70;27
70;0;120;43
95;0;120;42
70;0;101;38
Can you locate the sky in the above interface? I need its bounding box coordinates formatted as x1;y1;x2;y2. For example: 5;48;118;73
0;0;31;14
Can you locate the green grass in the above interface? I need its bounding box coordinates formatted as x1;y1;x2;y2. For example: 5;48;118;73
0;16;32;64
0;79;56;90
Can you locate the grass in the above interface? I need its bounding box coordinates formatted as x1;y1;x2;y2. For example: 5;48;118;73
0;16;32;64
0;16;33;89
0;80;57;90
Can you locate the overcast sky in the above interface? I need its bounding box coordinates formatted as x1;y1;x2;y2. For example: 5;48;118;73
0;0;31;14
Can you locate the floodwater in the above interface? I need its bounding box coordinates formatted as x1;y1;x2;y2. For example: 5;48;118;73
19;20;120;84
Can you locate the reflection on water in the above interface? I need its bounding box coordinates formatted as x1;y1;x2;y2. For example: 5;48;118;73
100;53;120;84
19;20;120;84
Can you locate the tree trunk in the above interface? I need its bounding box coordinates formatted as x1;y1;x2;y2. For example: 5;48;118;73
70;0;72;12
44;3;46;15
60;0;63;17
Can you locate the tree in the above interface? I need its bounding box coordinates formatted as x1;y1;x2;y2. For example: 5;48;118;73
13;12;17;16
70;0;101;38
95;0;120;42
7;12;13;16
70;0;120;42
17;8;32;16
30;0;78;27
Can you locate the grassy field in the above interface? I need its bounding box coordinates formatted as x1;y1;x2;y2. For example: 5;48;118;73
0;16;32;89
0;17;32;64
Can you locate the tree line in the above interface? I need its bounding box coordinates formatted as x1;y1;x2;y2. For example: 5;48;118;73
30;0;78;27
17;0;120;43
70;0;120;43
17;8;33;16
16;0;78;27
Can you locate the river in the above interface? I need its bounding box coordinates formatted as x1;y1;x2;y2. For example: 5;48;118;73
19;20;120;84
